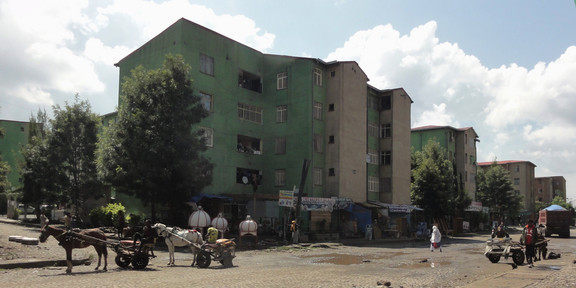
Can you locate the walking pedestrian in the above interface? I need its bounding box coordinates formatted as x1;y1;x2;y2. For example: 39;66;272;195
521;219;538;268
430;224;442;252
40;211;49;229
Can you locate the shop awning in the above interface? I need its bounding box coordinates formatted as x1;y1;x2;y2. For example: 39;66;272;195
367;200;423;213
190;193;233;202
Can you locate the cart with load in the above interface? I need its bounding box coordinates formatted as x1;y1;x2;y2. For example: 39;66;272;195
194;238;237;268
484;237;525;265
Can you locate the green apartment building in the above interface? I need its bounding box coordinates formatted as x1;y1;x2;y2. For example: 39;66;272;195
0;120;30;213
411;125;479;201
115;18;413;235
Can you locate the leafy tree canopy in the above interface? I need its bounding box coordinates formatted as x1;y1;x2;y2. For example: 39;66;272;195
97;54;212;222
411;140;458;218
476;162;523;220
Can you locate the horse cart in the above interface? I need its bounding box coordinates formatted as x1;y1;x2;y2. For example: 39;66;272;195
39;225;155;272
111;239;156;270
484;237;525;265
194;238;236;268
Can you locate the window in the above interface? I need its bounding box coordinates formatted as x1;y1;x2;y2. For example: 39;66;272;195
368;176;379;192
237;135;262;155
200;53;214;75
314;134;323;153
199;92;213;112
238;69;262;93
275;137;286;154
328;103;334;111
330;71;335;77
514;178;520;185
465;153;468;164
381;95;391;110
200;127;213;147
236;168;262;185
313;168;323;186
238;103;263;124
368;96;379;110
368;149;379;165
276;105;287;123
329;168;335;176
381;151;391;165
368;122;379;138
516;165;520;172
314;102;323;120
328;135;334;144
275;169;286;186
381;124;391;138
313;68;322;86
277;72;287;90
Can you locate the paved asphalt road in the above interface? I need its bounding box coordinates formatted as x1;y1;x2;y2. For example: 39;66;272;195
1;218;576;288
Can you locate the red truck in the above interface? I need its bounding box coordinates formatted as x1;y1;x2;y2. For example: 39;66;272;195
538;207;571;238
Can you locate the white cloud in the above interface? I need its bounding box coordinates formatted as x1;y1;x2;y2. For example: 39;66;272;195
325;19;576;198
413;103;459;128
97;0;275;52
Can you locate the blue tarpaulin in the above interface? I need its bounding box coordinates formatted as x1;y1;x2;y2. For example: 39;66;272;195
345;203;372;233
543;204;567;211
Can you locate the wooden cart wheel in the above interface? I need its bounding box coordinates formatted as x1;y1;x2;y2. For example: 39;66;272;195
131;252;149;269
115;254;131;268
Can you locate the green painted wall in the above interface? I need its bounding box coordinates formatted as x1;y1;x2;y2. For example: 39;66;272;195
0;120;29;192
115;19;324;204
411;128;455;155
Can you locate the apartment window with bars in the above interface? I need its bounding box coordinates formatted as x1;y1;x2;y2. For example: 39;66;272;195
313;68;322;86
314;102;323;120
368;149;379;165
237;103;263;124
275;136;286;154
200;53;214;75
381;151;391;165
314;168;323;186
275;169;286;186
368;122;379;138
277;72;287;90
199;92;213;112
199;127;213;147
276;105;287;123
368;176;379;192
381;124;391;138
314;134;323;153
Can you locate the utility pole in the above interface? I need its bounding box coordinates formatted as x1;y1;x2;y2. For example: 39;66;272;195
294;159;310;243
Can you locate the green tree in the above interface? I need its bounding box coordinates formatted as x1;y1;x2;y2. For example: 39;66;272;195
21;109;60;217
48;96;103;216
411;140;457;218
97;54;212;222
476;162;523;221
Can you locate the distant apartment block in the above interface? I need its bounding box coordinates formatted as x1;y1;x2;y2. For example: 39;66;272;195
478;160;536;216
114;18;414;230
411;125;479;201
535;176;566;203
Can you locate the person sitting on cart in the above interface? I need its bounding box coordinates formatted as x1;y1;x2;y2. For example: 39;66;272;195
134;219;157;257
492;224;509;238
206;225;219;244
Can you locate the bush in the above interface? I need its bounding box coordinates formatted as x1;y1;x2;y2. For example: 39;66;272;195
127;213;142;227
89;203;126;227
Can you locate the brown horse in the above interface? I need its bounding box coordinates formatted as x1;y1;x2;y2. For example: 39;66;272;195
39;225;108;273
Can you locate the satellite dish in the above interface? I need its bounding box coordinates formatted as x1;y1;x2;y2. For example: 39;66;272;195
242;176;249;184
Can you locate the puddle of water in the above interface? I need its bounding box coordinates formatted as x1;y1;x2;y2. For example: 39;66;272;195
397;261;451;269
300;253;398;265
532;265;561;271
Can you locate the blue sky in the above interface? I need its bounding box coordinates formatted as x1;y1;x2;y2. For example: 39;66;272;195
1;0;576;203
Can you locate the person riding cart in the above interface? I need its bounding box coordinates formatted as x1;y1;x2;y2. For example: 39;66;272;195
133;219;157;257
204;225;222;259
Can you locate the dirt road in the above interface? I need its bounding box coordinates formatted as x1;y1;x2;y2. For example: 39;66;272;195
1;219;576;287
